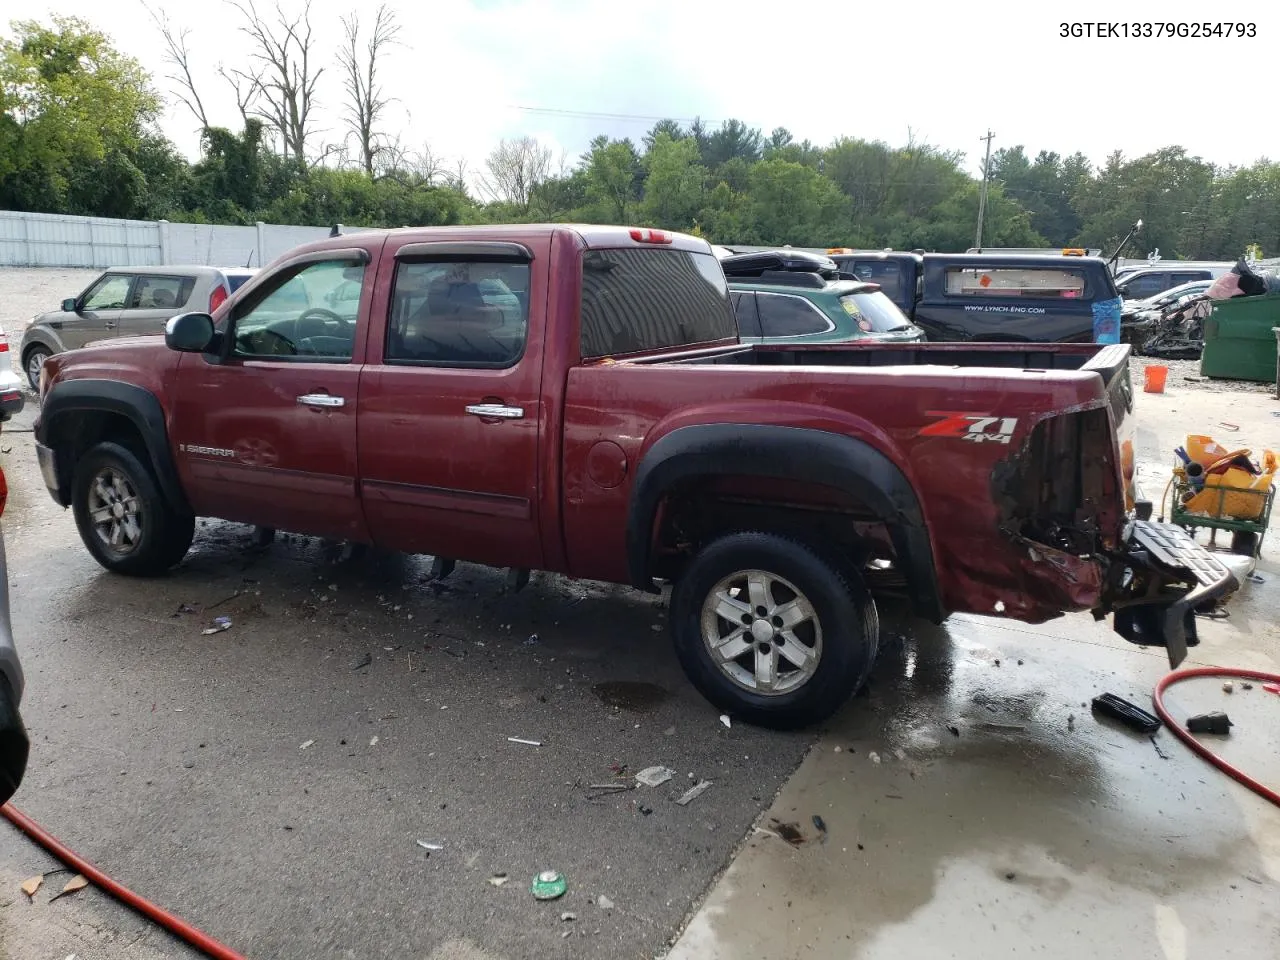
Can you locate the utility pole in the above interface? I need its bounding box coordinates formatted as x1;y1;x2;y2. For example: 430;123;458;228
974;129;995;251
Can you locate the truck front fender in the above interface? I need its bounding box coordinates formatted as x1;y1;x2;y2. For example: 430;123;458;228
625;423;942;622
36;379;190;514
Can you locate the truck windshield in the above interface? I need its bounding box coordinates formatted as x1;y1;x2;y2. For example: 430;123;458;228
580;248;736;358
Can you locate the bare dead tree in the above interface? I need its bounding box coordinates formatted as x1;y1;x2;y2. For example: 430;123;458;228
479;136;553;212
228;0;325;164
144;3;210;131
337;4;401;176
217;62;265;130
410;142;444;185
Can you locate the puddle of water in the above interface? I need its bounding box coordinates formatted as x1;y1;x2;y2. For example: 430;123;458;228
591;681;671;712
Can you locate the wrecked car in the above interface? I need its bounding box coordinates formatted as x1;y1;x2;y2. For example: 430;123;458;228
33;225;1238;728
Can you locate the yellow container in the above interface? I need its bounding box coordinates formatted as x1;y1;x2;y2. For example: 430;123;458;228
1183;467;1274;520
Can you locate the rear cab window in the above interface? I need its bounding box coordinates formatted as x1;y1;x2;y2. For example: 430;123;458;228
579;248;735;359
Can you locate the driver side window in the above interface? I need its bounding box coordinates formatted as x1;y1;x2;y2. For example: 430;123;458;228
232;259;364;361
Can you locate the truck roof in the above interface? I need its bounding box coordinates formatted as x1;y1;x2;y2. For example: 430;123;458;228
315;223;715;256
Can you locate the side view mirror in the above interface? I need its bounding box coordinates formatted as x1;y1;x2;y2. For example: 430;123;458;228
61;298;77;312
165;312;216;353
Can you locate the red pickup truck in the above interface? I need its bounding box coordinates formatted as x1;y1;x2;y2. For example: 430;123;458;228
33;225;1237;728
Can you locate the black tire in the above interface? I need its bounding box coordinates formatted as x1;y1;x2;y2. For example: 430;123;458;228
71;441;195;576
1230;530;1259;557
23;345;51;391
670;532;879;730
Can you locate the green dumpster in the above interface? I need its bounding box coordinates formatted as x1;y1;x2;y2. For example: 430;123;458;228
1200;293;1280;381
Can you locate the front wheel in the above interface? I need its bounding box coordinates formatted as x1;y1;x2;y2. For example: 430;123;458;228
71;442;195;576
670;532;879;730
23;346;51;391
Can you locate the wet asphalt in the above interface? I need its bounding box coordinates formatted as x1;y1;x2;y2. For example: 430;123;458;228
0;401;810;959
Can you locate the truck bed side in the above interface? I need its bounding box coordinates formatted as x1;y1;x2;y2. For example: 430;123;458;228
563;347;1133;625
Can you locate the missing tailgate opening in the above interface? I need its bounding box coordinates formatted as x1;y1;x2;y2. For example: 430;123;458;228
993;408;1117;556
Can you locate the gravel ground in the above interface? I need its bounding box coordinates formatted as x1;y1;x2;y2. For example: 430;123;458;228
1129;354;1276;395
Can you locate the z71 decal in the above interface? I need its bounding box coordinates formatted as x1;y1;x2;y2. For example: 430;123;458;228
919;413;1019;445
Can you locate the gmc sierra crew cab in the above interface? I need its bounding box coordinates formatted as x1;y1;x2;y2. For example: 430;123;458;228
33;225;1238;728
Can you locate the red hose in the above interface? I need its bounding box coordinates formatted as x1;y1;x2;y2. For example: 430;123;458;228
1;803;249;960
1152;666;1280;808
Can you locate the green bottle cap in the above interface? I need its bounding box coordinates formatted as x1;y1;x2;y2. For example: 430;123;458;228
531;870;567;900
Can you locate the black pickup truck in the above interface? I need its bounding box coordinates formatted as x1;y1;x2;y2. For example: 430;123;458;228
830;251;1122;343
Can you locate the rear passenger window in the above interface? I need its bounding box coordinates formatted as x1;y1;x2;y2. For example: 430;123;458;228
945;267;1086;298
755;293;834;337
129;275;195;310
387;259;529;368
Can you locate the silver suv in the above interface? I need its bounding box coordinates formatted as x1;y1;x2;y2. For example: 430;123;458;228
19;265;257;388
0;462;28;804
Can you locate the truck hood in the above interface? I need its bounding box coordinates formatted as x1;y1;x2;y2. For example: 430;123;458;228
43;334;180;395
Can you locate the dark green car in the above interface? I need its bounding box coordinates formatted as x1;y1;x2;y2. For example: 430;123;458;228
729;276;926;345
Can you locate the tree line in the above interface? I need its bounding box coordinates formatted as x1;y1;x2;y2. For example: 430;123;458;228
2;11;1277;260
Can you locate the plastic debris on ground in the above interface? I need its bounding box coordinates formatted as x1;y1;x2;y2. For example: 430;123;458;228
531;870;567;900
596;894;614;910
508;737;542;746
1262;683;1280;695
201;616;232;635
869;751;881;764
416;840;444;851
635;765;675;788
299;739;315;750
351;653;372;670
675;780;713;806
812;814;828;843
1090;693;1162;733
560;912;577;922
719;714;731;729
488;874;509;887
1186;711;1233;734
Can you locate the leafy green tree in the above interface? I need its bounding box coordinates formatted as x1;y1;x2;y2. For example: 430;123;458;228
582;135;641;222
1;16;164;216
743;158;846;246
640;133;705;229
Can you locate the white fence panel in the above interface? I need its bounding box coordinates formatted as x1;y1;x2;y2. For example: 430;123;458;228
165;222;260;268
0;210;373;269
0;210;161;267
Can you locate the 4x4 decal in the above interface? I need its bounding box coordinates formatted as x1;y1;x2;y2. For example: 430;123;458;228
919;412;1019;445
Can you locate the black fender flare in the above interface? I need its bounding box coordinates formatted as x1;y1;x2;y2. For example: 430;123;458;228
625;423;943;622
36;379;191;514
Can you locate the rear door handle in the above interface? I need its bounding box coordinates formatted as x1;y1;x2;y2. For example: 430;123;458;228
297;393;345;409
466;403;524;420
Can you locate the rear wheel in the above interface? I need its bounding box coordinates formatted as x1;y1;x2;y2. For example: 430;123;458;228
71;442;195;576
671;532;878;730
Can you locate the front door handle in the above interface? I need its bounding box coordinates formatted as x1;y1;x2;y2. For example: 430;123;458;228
466;403;524;420
297;393;345;409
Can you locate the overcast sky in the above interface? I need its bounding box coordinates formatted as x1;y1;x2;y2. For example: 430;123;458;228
11;0;1277;180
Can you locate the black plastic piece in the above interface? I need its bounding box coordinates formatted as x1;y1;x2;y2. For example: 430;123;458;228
429;557;455;581
1186;711;1232;734
1091;693;1162;733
